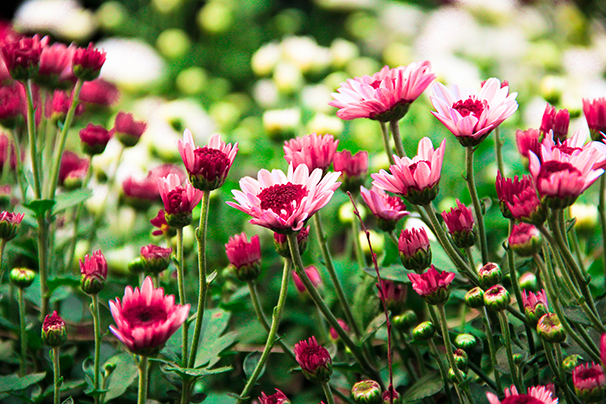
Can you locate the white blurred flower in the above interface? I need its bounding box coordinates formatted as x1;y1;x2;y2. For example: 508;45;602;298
253;79;280;108
315;0;375;11
301;84;333;113
379;2;424;38
273;62;304;94
251;42;281;76
359;229;384;255
570;203;598;231
404;217;436;241
330;38;359;69
281;36;331;74
263;108;301;136
307;113;343;137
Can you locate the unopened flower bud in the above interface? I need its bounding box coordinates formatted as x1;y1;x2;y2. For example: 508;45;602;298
0;211;24;241
42;311;67;347
274;226;309;258
454;348;469;371
393;310;417;331
573;362;606;403
478;263;502;289
72;43;106;81
465;287;485;309
442;200;475;248
519;272;539;292
293;265;322;296
114;112;146;147
537;313;566;343
413;321;436;341
513;353;523;366
448;367;466;382
141;244;172;274
509;223;542;257
454;334;477;351
483;284;510;311
398;227;432;272
128;257;147;275
351;380;382;404
79;123;113;156
563;354;581;372
9;267;35;288
294;336;332;382
259;389;291;404
329;319;350;343
381;280;407;314
382;388;400;404
80;250;108;295
523;289;549;326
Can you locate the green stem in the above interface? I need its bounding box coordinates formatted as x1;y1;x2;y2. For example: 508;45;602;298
18;287;27;377
351;216;365;270
389;120;406;158
52;347;61;404
4;128;27;202
464;247;476;271
494;127;504;175
0;239;6;283
25;80;41;199
313;213;361;337
555;343;578;404
436;303;464;384
321;380;336;404
237;258;291;403
379;122;395;166
467;360;497;391
137;355;149;404
482;307;502;394
188;190;211;369
465;147;488;265
175;227;188;365
427;338;453;404
91;294;102;404
599;175;606;290
497;311;522;391
37;215;49;321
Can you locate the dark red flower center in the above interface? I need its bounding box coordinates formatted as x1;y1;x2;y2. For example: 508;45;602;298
258;183;308;215
125;306;167;327
577;367;603;379
554;145;581;155
408;160;431;174
194;147;229;168
386;195;406;211
166;188;186;214
537;160;580;179
452;97;486;117
501;396;544;404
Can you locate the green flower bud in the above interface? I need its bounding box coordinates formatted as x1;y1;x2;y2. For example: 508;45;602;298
563;354;581;372
128;257;147;275
351;380;382;404
454;334;477;351
42;311;67;347
478;262;502;289
448;367;466;382
537;313;566;343
413;321;436;342
483;284;510;311
454;348;469;371
519;272;539;292
392;310;417;331
513;353;524;366
9;267;35;289
464;287;485;309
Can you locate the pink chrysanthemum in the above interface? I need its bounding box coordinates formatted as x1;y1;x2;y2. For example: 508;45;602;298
1;34;48;80
487;385;558;404
522;289;549;325
283;133;338;172
292;265;322;294
540;104;569;142
177;129;238;191
398;227;432;272
227;163;341;233
329;61;436;122
258;389;290;404
114;111;146;147
371;137;445;205
140;244;172;274
516;129;541;160
360;186;409;232
0;210;24;241
79;250;107;294
573;362;606;402
72;42;106;81
496;171;534;219
508;222;541;257
506;185;546;226
407;265;455;305
430;78;518;147
109;276;190;356
294;336;332;382
225;233;261;281
442;199;474;235
150;209;175;238
157;174;203;228
583;98;606;141
329;319;350;342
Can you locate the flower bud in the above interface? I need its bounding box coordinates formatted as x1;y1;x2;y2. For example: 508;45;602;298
258;389;290;404
537;313;566;343
351;380;382;404
453;348;469;371
141;244;172;274
483;284;510;311
573;362;606;403
9;267;35;288
114;112;146;147
519;272;539;292
522;289;549;326
392;310;417;331
294;336;332;382
441;200;475;249
79;123;113;156
333;150;368;194
128;257;147;275
292;265;322;296
382;388;400;404
72;43;106;81
225;233;261;281
509;223;542;257
454;334;477;351
513;353;523;366
274;226;309;258
398;227;432;272
413;321;436;341
0;211;24;241
448;367;466;382
478;262;502;289
42;311;67;347
464;287;485;309
80;250;108;295
408;265;455;305
563;354;582;372
329;319;350;343
381;280;407;314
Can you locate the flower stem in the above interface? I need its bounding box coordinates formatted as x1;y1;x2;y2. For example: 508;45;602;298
599;175;606;290
137;355;149;404
37;215;49;321
0;239;6;283
497;311;522;391
237;257;291;403
427;338;453;404
436;303;464;384
389;120;406;158
313;213;361;337
25;79;41;199
4;128;27;202
175;227;188;365
320;380;336;404
91;294;102;404
351;215;365;270
494;127;504;175
379;122;395;166
52;347;61;404
18;287;27;377
482;307;502;394
188;189;211;369
465;147;488;265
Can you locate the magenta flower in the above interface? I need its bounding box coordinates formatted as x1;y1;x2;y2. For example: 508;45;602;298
522;289;549;326
37;42;74;89
72;43;106;81
58;151;88;186
601;333;606;368
371;137;445;205
227;163;341;233
225;233;261;281
177;129;238;191
258;389;290;404
506;185;546;225
150;209;175;238
0;210;24;241
441;199;475;248
294;336;333;382
1;34;48;80
140;244;172;274
283;132;339;172
583;97;606;141
329;319;350;342
292;265;322;294
430;78;518;147
121;175;160;210
79;123;113;155
487;385;558;404
516;128;541;159
157;174;203;228
114;112;146;147
0;83;25;127
42;311;67;347
495;171;535;219
573;362;606;403
80;250;108;294
47;90;84;122
109;276;190;356
333;150;368;178
79;79;120;106
329;61;436;122
407;265;455;305
509;223;541;257
381;280;407;313
398;227;432;272
540;103;569;142
360;186;409;232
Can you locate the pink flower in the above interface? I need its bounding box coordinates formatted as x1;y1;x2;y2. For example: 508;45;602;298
333;150;368;178
583;98;606;141
441;199;475;248
381;280;407;313
150;209;174;237
0;83;25;127
529;129;605;208
407;265;455;305
1;34;48;80
177;129;238;191
259;389;290;404
109;277;189;356
79;123;113;155
601;333;606;369
140;244;172;274
227;163;341;233
522;289;549;325
496;171;534;219
225;233;261;281
0;210;24;241
58;151;88;187
329;319;350;342
42;311;67;347
509;223;541;257
79;79;120;106
487;385;558;404
114;112;146;147
121;176;160;209
430;78;518;147
398;227;432;272
46;90;83;121
371;137;445;205
37;42;74;89
72;43;106;81
329;61;436;122
274;225;309;258
516;129;541;159
80;250;108;294
540;103;569;142
157;174;203;228
292;265;322;294
294;336;333;382
506;185;546;225
284;133;338;172
360;186;409;232
573;362;606;402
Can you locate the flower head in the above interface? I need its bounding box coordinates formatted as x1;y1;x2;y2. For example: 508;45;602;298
506;185;546;226
36;42;74;89
79;79;120;106
114;112;146;147
258;389;290;404
351;380;382;404
292;265;322;295
441;199;475;248
407;265;455;305
478;263;502;289
371;137;445;205
0;210;24;241
573;362;605;403
294;336;332;382
140;245;172;274
227;163;341;233
329;318;350;342
177;129;238;191
72;43;106;81
381;280;407;314
109;277;190;356
537;313;565;343
79;123;113;155
150;209;175;238
509;223;542;257
496;171;535;219
540;104;569;142
430;78;518;147
1;34;47;80
360;186;409;232
225;233;261;281
47;90;83;122
398;227;432;272
333;149;367;193
42;311;67;347
284;132;338;172
9;267;35;289
583;98;606;141
157;174;203;228
329;61;435;122
516;129;541;160
0;84;25;127
487;385;558;404
483;284;511;311
80;250;108;295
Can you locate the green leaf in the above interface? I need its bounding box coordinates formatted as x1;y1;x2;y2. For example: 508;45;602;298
195;308;238;368
23;199;56;218
0;373;46;393
563;305;592;326
495;345;527;374
469;382;492;404
360;313;386;346
103;353;138;402
163;365;232;378
52;188;92;214
243;351;263;380
363;265;413;283
61;398;74;404
401;371;442;403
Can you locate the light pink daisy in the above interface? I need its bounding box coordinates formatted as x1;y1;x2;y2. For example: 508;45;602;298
360;185;409;232
371;137;445;205
329;61;436;122
227;163;341;233
430;78;518;147
109;276;190;356
487;385;558;404
283;132;338;172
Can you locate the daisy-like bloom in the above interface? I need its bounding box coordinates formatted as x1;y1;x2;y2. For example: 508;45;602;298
516;129;541;160
36;42;74;90
573;362;606;403
283;132;339;172
79;123;113;156
274;225;310;258
360;186;409;232
1;34;48;81
529;129;605;209
258;389;291;404
371;137;446;205
506;186;546;226
140;244;172;274
407;265;455;305
329;61;436;122
441;199;475;248
177;129;238;191
487;385;558;404
509;223;542;257
292;265;322;294
79;250;108;295
225;233;261;281
157;174;203;228
583;98;606;141
227;163;341;234
114;111;146;147
430;78;518;147
294;336;333;382
483;284;510;312
333;149;367;193
109;276;190;356
42;311;67;347
540;104;569;142
72;43;106;81
329;318;350;342
398;227;432;272
0;210;24;241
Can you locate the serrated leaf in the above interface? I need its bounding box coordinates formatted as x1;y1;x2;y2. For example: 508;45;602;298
243;351;263;380
401;371;443;403
23;199;56;218
0;372;46;393
103;353;138;402
163;365;232;378
52;188;92;214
